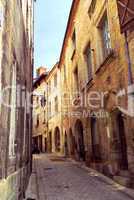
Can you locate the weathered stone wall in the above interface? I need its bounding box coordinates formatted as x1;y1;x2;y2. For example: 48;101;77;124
59;0;134;186
0;0;33;199
32;78;48;153
45;64;64;154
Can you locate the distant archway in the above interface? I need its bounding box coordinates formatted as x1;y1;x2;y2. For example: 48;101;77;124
69;128;75;156
64;131;69;156
116;113;128;170
90;117;101;161
74;120;85;161
54;127;60;152
49;132;52;153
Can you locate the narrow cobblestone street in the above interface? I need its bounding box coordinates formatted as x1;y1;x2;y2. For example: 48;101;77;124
26;154;134;200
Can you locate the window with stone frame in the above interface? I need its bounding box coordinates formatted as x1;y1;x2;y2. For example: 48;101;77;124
41;94;46;108
99;13;111;59
88;0;97;18
54;73;57;87
72;29;76;49
84;43;93;82
55;96;58;113
9;63;17;157
71;29;76;60
73;66;79;93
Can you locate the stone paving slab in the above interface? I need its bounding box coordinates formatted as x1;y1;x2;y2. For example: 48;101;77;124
25;154;134;200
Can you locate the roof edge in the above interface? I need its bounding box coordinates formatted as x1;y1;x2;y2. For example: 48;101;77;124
58;0;80;68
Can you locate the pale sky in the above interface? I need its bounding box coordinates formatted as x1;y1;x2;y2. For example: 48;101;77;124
34;0;73;76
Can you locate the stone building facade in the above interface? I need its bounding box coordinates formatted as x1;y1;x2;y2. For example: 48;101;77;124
45;0;134;187
45;63;64;154
32;63;66;155
0;0;34;199
59;0;134;186
33;0;134;188
33;67;48;153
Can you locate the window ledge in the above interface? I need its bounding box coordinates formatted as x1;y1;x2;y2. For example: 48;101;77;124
95;49;116;74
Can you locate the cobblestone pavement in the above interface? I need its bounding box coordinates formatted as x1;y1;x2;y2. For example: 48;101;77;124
32;154;134;200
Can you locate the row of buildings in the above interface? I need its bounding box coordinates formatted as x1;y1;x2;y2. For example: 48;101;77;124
0;0;34;199
33;0;134;188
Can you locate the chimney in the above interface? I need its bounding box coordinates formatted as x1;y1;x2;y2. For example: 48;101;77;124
36;67;47;77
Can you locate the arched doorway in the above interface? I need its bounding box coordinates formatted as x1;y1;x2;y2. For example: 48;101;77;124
39;135;42;152
49;132;52;153
44;138;47;152
75;120;85;161
116;113;128;170
69;128;75;156
54;127;60;152
64;131;69;156
90;117;101;161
